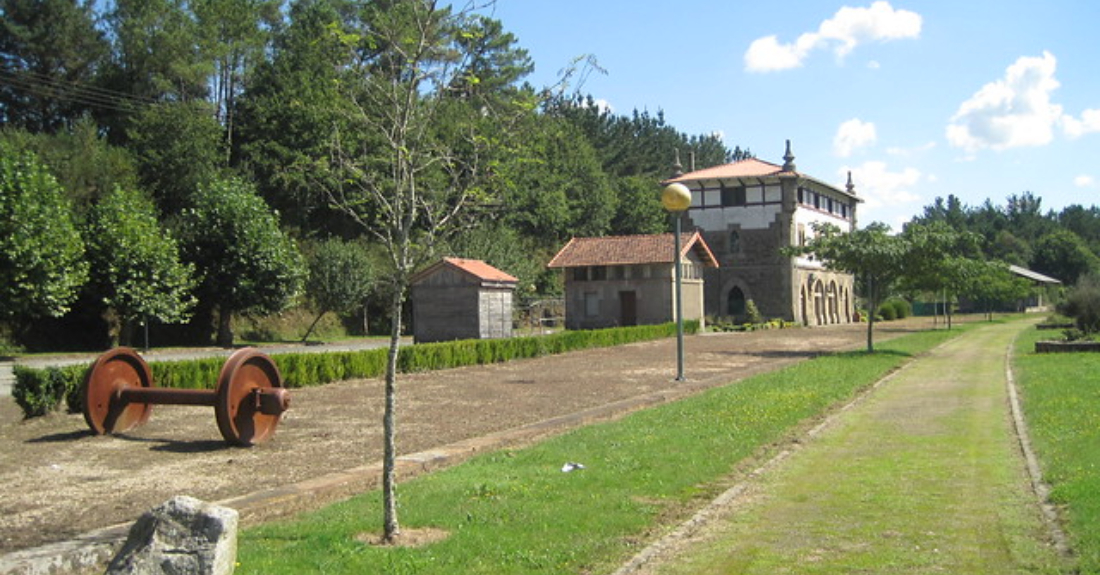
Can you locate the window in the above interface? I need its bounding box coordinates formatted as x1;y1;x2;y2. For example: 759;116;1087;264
729;230;741;252
797;188;804;204
590;266;607;281
721;185;746;207
798;224;806;247
584;292;599;317
572;268;588;282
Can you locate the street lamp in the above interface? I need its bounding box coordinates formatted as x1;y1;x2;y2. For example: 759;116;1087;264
661;182;691;381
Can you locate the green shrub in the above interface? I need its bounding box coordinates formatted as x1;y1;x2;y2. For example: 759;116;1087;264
12;364;86;417
888;299;911;319
745;299;764;324
878;302;897;321
15;322;701;418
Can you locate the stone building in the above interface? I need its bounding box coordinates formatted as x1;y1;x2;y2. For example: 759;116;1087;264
547;232;718;330
410;257;517;343
663;141;861;325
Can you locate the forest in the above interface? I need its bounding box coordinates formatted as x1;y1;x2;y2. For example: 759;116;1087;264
2;0;1097;352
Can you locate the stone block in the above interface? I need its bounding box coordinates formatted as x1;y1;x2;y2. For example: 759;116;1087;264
105;496;238;575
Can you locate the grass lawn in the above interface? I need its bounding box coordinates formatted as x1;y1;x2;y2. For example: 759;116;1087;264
1015;325;1100;574
236;327;963;574
651;318;1065;575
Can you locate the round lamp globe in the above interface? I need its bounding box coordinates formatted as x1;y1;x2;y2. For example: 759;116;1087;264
661;182;692;212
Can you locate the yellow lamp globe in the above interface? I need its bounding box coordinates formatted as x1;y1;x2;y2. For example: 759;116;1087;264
661;182;692;212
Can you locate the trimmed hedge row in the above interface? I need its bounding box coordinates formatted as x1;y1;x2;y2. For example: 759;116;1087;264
13;321;699;419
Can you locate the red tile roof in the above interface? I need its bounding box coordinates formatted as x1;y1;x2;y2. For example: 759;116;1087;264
412;257;518;284
664;158;790;183
546;232;719;269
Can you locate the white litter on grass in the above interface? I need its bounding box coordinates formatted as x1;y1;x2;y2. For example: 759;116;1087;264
561;462;585;473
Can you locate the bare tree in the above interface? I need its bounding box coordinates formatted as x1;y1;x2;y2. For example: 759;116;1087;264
321;0;530;542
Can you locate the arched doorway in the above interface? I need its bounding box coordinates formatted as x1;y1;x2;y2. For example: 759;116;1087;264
728;286;746;318
813;281;825;325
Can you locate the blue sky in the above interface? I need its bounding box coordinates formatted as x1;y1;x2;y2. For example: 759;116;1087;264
480;1;1100;230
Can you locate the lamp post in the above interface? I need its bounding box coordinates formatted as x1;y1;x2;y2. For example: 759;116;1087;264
661;182;691;381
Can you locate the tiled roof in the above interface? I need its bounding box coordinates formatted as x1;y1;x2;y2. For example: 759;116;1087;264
412;257;518;284
664;158;790;183
546;232;718;269
664;156;861;201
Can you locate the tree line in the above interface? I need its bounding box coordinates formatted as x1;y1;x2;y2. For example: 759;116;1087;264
0;0;750;351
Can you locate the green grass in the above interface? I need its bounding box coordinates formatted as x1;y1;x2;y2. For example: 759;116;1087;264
237;327;963;574
655;319;1064;574
1015;326;1100;573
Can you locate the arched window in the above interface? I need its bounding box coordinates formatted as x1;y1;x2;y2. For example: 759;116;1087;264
728;286;746;317
729;230;741;252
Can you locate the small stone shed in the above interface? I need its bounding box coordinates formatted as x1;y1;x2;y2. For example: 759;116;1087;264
410;257;518;343
547;232;719;330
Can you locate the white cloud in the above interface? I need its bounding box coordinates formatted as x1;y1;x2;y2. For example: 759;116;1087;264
744;1;922;72
1075;175;1096;188
946;51;1064;152
842;161;921;216
1064;108;1100;138
593;98;614;114
833;118;877;157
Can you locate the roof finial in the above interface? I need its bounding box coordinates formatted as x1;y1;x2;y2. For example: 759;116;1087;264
846;170;855;194
672;148;684;178
782;139;796;172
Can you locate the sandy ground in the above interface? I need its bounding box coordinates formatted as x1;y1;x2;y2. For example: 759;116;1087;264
0;320;929;554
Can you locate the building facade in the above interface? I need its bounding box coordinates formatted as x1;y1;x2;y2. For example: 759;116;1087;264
663;142;861;326
547;232;718;330
410;257;517;343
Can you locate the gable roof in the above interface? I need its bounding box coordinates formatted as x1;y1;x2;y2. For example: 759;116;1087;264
546;232;719;269
1008;264;1062;284
664;157;862;202
411;257;518;285
665;157;789;182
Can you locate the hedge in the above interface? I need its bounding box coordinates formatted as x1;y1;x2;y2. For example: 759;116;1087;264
13;321;700;419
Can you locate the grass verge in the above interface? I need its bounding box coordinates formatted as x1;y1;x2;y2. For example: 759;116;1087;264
237;327;963;574
1015;326;1100;573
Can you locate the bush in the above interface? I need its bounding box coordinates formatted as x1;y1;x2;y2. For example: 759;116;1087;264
745;300;764;325
14;321;703;418
877;303;897;321
1059;275;1100;335
12;364;86;417
888;299;911;319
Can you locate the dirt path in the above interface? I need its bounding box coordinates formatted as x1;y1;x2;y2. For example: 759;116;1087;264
621;319;1068;574
0;321;932;555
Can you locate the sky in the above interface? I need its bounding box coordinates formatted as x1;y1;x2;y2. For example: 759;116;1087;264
478;1;1100;230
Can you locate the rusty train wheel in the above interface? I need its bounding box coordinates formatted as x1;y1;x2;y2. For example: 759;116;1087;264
82;347;154;436
214;348;284;447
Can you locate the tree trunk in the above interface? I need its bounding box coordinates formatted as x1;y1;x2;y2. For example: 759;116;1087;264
301;310;327;343
216;308;234;348
382;287;404;542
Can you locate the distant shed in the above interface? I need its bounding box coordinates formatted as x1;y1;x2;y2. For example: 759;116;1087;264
410;257;518;343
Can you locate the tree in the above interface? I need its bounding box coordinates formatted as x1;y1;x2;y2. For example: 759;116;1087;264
0;0;110;132
177;176;305;347
1031;228;1098;285
232;0;360;233
85;186;196;345
128;101;226;216
2;117;140;212
789;222;907;352
322;1;530;542
193;0;280;156
302;238;374;342
0;143;88;324
902;221;983;329
967;260;1030;320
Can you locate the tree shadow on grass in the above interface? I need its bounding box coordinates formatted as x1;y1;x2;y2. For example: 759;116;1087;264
832;349;913;360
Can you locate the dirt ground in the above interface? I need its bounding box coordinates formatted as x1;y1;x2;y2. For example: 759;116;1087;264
0;320;930;555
